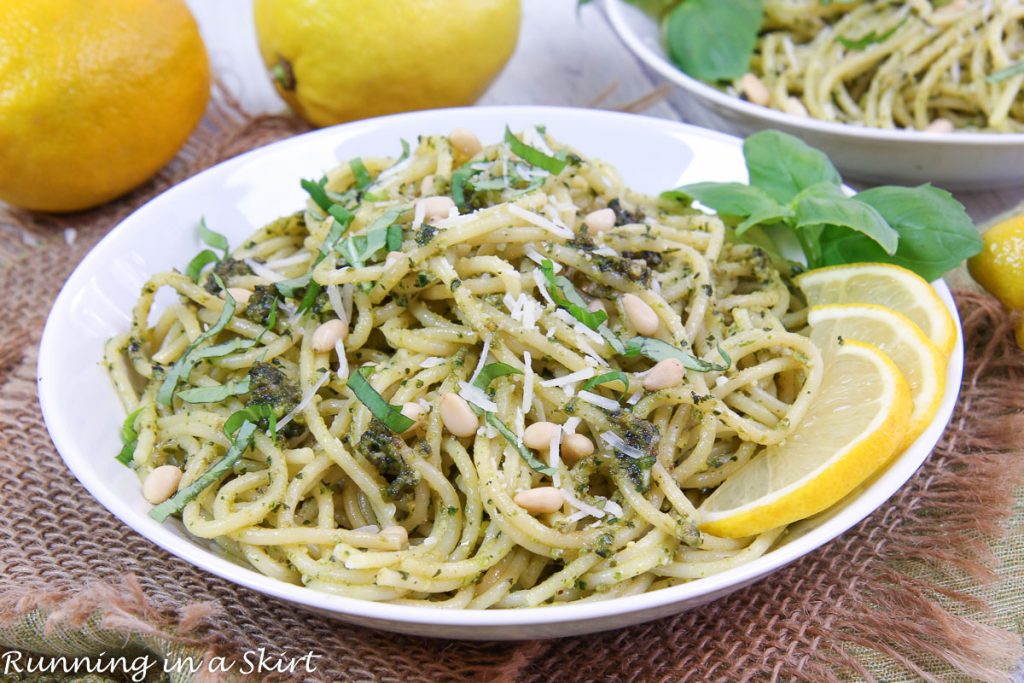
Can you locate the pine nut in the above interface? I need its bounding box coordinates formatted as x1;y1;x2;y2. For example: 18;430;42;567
513;487;564;514
924;118;955;134
523;421;559;450
380;525;409;549
226;288;252;305
783;96;809;117
143;465;182;505
418;195;456;222
311;319;348;352
440;393;479;437
449;128;483;157
400;401;425;434
583;208;616;233
561;433;595;463
623;293;659;335
588;298;606;314
739;73;770;106
643;358;686;391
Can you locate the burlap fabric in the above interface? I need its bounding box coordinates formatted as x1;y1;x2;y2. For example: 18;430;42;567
1;92;1022;682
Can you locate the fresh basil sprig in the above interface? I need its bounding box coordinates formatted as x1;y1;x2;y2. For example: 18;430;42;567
664;0;763;82
666;130;982;280
348;366;415;433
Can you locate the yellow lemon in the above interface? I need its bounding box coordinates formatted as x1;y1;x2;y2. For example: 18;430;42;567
795;263;957;357
0;0;210;213
968;213;1024;311
807;304;945;448
699;340;911;539
253;0;521;127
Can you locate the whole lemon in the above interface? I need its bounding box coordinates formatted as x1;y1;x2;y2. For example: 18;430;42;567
968;213;1024;311
253;0;520;127
0;0;210;213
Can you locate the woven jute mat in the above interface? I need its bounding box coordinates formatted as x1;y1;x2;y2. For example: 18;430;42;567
0;92;1022;682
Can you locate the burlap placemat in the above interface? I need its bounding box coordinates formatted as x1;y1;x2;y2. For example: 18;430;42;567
0;92;1021;682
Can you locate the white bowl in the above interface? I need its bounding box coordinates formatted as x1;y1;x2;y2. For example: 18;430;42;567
38;106;963;640
603;0;1024;190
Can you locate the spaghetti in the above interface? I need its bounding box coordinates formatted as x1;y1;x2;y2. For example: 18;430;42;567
739;0;1024;132
106;127;823;607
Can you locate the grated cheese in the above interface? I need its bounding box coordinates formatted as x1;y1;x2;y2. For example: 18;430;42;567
411;198;427;229
563;417;581;435
278;370;331;430
243;258;285;283
600;431;646;459
458;381;497;413
532;269;556;306
468;335;492;386
420;356;447;368
603;500;624;517
334;339;349;379
578;390;620;412
508;204;573;239
524;246;560;271
327;284;348;325
521;351;534;415
539;367;595;388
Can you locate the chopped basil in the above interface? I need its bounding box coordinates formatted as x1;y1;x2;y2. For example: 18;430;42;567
301;177;333;213
504;126;568;176
837;18;905;51
581;371;629;396
987;61;1024;83
623;337;731;372
149;420;258;522
184;250;219;283
275;274;311;298
539;259;609;330
450;164;474;210
176;376;251;404
485;412;557;477
386;224;403;252
115;406;144;466
349;158;373;190
471;362;523;393
157;277;237;405
223;403;278;441
348;366;415;433
197;218;229;259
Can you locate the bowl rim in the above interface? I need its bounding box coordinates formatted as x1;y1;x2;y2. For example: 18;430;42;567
38;104;965;632
601;0;1024;146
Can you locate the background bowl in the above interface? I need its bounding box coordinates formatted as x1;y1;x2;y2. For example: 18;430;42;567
602;0;1024;190
38;106;963;640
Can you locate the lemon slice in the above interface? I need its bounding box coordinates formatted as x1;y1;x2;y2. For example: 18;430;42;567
807;304;945;448
795;263;956;357
698;340;911;539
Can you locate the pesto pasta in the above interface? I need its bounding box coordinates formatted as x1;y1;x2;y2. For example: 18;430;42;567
106;127;823;608
744;0;1024;131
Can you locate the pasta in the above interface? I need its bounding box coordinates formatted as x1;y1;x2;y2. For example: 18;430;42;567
106;127;824;607
740;0;1024;131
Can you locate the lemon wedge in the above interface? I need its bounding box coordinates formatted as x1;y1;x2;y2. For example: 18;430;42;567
698;340;912;539
807;304;945;448
795;263;956;357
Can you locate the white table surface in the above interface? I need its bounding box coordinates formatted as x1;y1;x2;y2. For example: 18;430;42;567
187;0;1022;225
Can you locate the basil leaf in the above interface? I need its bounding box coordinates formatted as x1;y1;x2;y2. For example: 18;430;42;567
664;182;792;234
472;363;523;392
744;130;842;204
150;420;257;522
197;218;229;259
665;0;762;81
184;249;219;283
819;185;981;281
539;259;609;330
504;126;567;175
397;138;411;163
348;366;415;433
451;164;474;211
301;177;333;213
987;61;1024;83
223;403;276;439
581;371;629;396
623;337;731;372
793;182;898;255
484;412;557;476
386;224;403;253
157;278;237;405
349;158;372;190
599;324;626;354
275;274;311;298
176;376;251;404
837;18;905;51
115;406;145;466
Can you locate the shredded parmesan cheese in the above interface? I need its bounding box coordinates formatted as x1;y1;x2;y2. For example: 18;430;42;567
539;367;595;388
278;370;331;430
578;390;620;412
243;258;285;283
